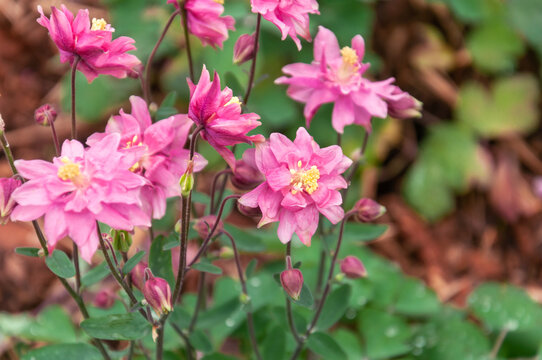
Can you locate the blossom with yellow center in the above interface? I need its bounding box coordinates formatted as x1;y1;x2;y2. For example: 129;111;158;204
57;157;81;181
290;160;320;195
91;18;113;32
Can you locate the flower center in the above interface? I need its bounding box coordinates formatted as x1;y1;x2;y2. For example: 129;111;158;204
57;157;85;186
123;134;143;149
225;96;241;107
340;46;359;66
91;18;114;32
214;0;224;4
290;161;320;195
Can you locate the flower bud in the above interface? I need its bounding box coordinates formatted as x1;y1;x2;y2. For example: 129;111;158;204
340;256;367;279
93;289;115;309
354;198;386;222
386;87;422;119
237;203;262;217
131;261;148;291
233;33;256;65
143;270;173;316
179;161;194;197
34;104;57;126
232;148;263;190
193;215;223;239
1;177;21;224
112;230;132;252
280;256;303;300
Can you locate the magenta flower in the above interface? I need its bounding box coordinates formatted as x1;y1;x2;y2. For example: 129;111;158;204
276;26;422;134
87;96;207;219
0;177;21;225
188;65;264;170
10;134;151;262
37;5;141;82
239;127;352;245
167;0;235;49
251;0;319;50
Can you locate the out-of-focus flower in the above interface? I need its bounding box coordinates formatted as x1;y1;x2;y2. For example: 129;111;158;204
34;104;57;126
237;202;262;217
87;96;207;219
0;177;21;225
534;177;542;199
37;5;141;82
143;270;172;316
276;26;421;134
280;256;303;300
233;33;256;64
340;256;367;278
0;114;4;132
251;0;319;50
167;0;235;49
354;198;386;222
239;127;352;245
193;215;223;239
93;289;116;308
10;134;151;262
188;65;264;170
131;261;148;291
231;148;264;190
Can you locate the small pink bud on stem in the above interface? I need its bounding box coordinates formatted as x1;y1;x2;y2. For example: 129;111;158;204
280;256;303;300
193;215;223;239
130;261;148;291
354;198;386;222
34;104;57;126
179;160;194;197
143;269;173;316
233;33;256;65
340;256;367;279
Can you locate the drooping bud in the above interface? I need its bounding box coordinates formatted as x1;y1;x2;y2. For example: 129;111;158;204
131;261;148;291
280;256;303;300
233;33;256;65
1;177;21;224
354;198;386;222
93;289;115;309
112;230;132;252
340;256;367;279
179;160;194;197
237;203;262;217
193;215;223;239
34;104;58;126
386;88;422;119
143;269;173;316
232;149;264;190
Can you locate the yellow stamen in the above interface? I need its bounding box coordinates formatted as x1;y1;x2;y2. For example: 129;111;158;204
340;46;359;66
290;164;320;195
91;18;111;31
57;157;81;181
225;96;241;107
214;0;224;4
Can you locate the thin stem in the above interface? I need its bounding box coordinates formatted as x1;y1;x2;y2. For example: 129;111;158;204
171;322;195;360
70;56;81;140
127;341;135;360
336;133;342;148
155;324;164;360
172;194;190;304
285;242;301;343
189;126;203;160
144;9;181;104
243;14;262;105
223;231;262;360
314;250;326;298
209;169;232;214
188;272;206;333
49;120;61;155
490;328;509;359
73;243;81;293
0;132;17;174
179;2;194;81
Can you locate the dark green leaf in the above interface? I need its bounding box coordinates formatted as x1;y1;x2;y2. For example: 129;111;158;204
149;235;175;288
192;261;223;275
189;330;213;353
22;343;102;360
155;91;178;120
394;277;441;317
245;259;258;278
45;250;75;278
192;191;211;205
81;262;110;288
196;298;241;330
332;329;364;360
15;247;40;257
342;223;388;242
122;250;146;275
359;308;412;359
292;282;314;308
306;332;347;359
263;326;286;360
81;313;150;340
316;285;352;330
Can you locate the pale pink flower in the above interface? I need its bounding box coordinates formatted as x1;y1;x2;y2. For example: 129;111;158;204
239;127;352;245
276;26;421;134
10;134;151;262
87;96;207;219
188;65;264;170
251;0;319;50
167;0;235;49
37;5;141;82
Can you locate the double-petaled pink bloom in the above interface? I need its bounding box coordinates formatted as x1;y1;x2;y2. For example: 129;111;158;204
87;96;207;219
251;0;319;50
10;134;151;262
167;0;235;49
239;127;352;245
37;5;141;82
188;66;264;170
276;26;421;134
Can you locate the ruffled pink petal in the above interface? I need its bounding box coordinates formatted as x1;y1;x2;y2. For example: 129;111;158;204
277;210;296;243
332;96;355;134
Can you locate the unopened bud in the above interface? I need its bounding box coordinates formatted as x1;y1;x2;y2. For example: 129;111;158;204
143;269;173;316
354;198;386;222
1;177;21;224
219;246;234;259
280;256;303;300
93;289;115;309
237;203;262;217
233;33;256;65
131;261;148;291
386;87;422;119
34;104;57;126
112;230;132;252
193;215;223;239
232;149;263;190
239;292;251;304
179;161;194;197
340;256;367;279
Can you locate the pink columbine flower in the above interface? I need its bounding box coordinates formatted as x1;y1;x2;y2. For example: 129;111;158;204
37;5;141;82
275;26;422;134
167;0;235;49
251;0;319;50
87;96;207;219
188;65;264;170
10;134;151;262
0;177;21;225
239;127;352;245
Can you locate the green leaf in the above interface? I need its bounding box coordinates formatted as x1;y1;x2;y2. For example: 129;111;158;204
359;308;412;359
196;297;241;330
292;282;314;308
201;354;237;360
316;284;352;330
45;250;75;278
192;191;211;205
22;343;102;360
15;247;40;257
457;75;539;138
306;332;347;359
342;223;388;242
81;262;110;288
332;329;364;360
245;259;258;278
263;326;286;360
122;250;146;275
222;224;265;252
468;282;542;332
155;91;178;120
507;0;542;56
149;234;175;288
394;277;441;317
192;260;223;275
81;313;150;340
189;330;213;353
